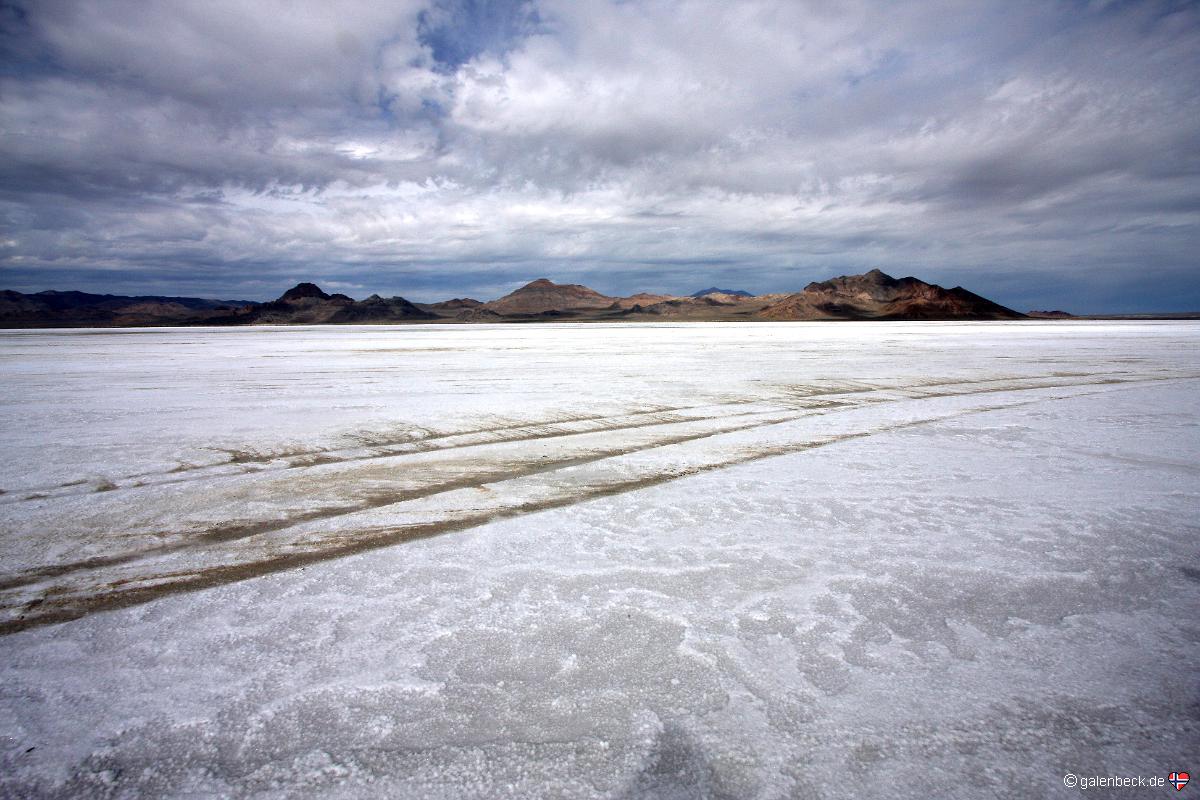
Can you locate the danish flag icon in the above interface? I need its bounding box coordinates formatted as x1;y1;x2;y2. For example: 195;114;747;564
1169;772;1190;791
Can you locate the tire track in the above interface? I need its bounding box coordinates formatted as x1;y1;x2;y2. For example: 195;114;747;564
0;370;1157;504
3;370;1144;584
0;400;779;504
2;399;861;591
1;373;1193;634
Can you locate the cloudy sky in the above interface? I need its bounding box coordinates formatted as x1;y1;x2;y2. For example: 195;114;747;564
1;0;1197;311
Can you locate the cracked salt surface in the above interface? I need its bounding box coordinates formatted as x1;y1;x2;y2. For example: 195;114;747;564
0;321;1197;798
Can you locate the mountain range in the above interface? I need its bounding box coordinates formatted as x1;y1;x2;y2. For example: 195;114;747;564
0;289;256;327
0;270;1029;327
691;287;754;298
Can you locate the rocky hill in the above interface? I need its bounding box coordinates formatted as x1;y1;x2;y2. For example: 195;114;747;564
235;285;436;324
482;279;616;316
758;269;1024;320
419;298;483;313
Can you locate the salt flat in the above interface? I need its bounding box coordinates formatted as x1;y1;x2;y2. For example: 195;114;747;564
0;321;1197;798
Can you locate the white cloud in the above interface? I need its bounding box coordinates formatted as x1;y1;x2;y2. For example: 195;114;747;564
0;0;1197;311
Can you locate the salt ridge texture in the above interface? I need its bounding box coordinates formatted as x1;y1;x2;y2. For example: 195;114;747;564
0;321;1197;798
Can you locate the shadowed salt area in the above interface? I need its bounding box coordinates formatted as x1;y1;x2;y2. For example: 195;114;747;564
0;322;1197;798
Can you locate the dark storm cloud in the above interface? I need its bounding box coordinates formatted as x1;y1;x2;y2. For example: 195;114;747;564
0;0;1197;311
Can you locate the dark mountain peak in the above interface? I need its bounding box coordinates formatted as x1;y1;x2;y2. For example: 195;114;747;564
763;270;1022;321
691;287;753;298
805;269;907;297
355;294;388;306
522;278;557;290
842;268;901;287
279;282;329;302
326;294;435;322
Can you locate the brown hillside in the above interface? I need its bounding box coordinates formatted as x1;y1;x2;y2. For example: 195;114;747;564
483;279;615;315
758;269;1023;320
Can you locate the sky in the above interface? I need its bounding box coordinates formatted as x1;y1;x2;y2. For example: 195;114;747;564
0;0;1198;312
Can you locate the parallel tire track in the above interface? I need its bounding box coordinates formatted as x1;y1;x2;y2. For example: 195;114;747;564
0;373;1194;634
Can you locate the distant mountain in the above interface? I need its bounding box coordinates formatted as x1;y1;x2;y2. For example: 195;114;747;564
326;294;436;323
237;285;436;324
622;294;754;317
0;283;446;327
1;271;1030;327
482;278;616;316
1027;309;1075;319
278;282;339;302
0;289;254;327
453;307;506;322
691;287;753;298
758;269;1023;321
422;298;483;312
609;292;677;310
